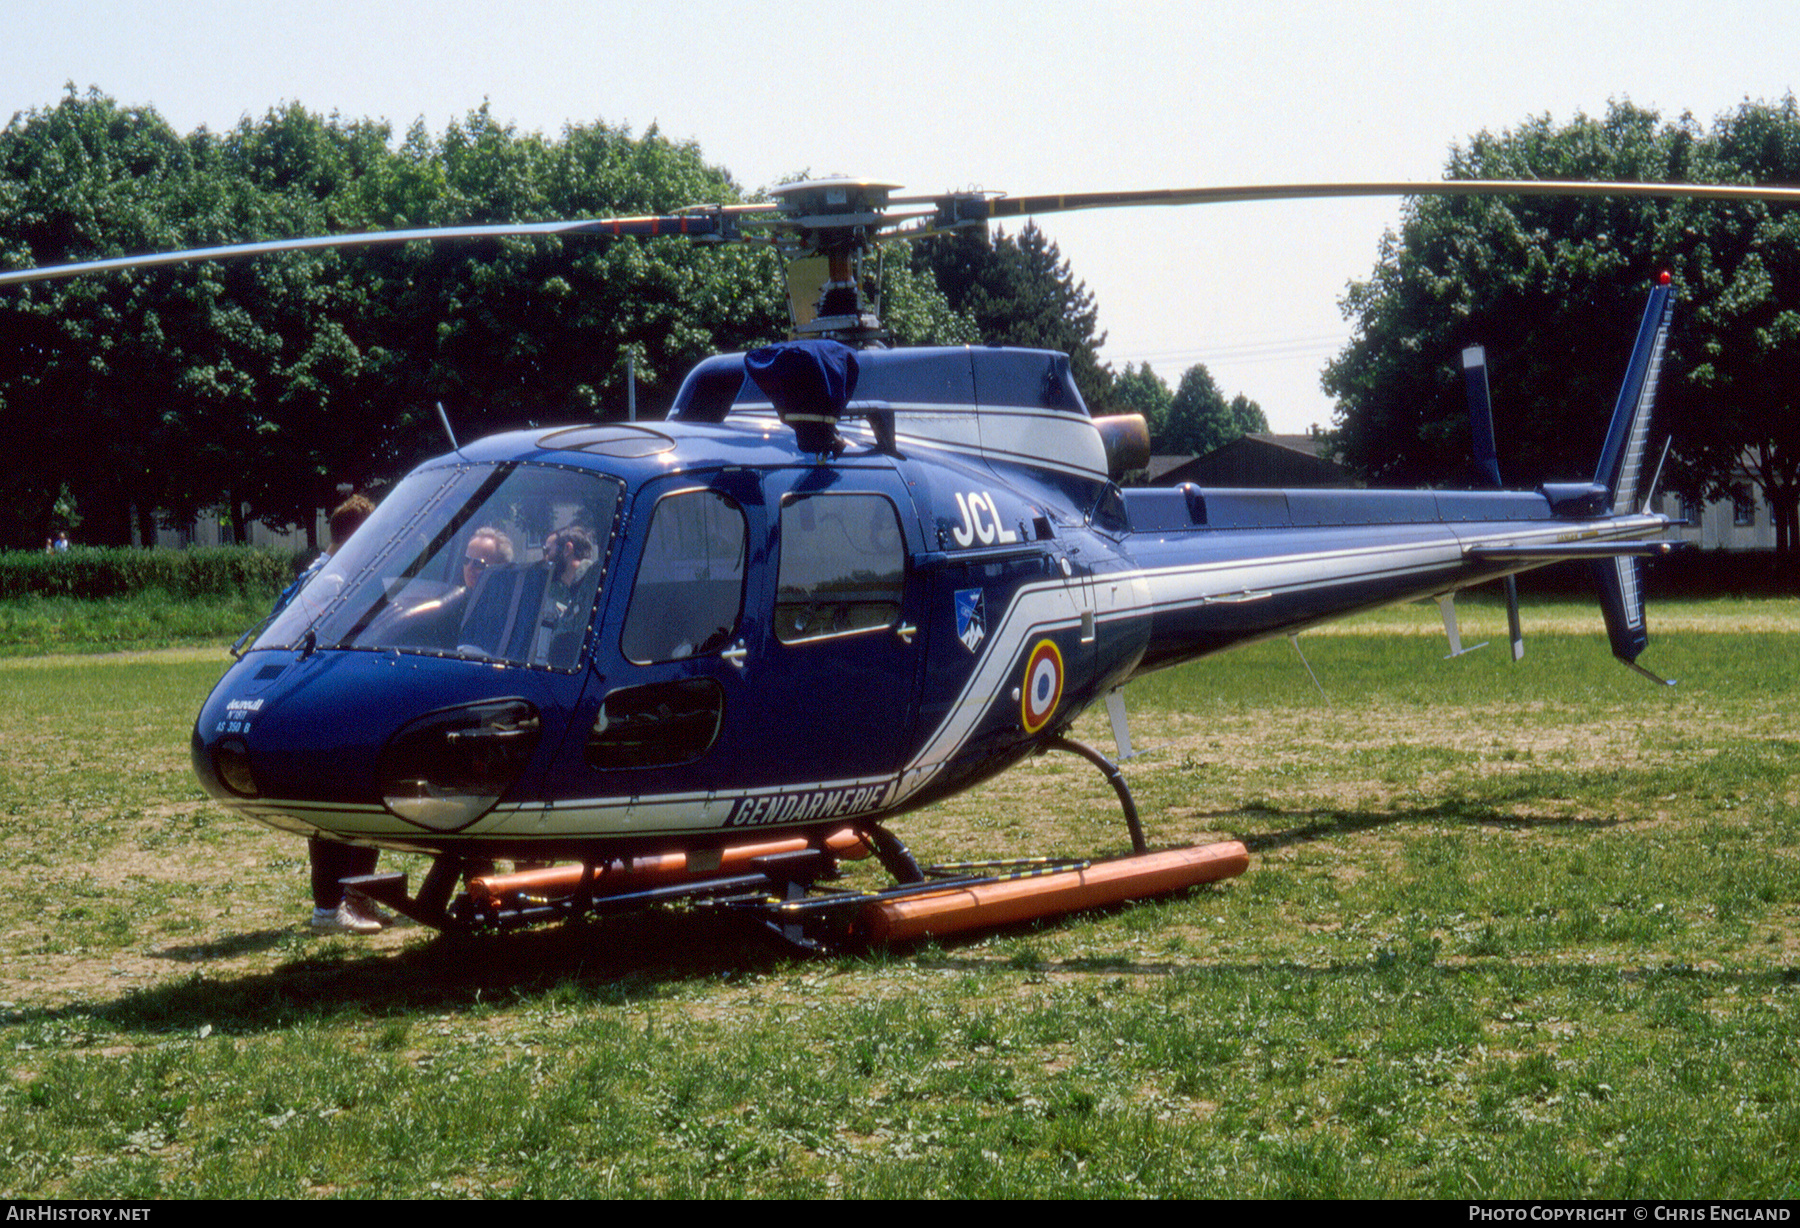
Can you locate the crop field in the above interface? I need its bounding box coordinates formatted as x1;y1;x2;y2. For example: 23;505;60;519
0;595;1796;1198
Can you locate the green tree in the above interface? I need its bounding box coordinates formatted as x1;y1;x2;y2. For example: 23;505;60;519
1113;361;1173;439
0;88;267;545
911;222;1112;409
1663;98;1800;552
1229;393;1269;437
1152;369;1267;459
345;110;792;472
1326;97;1800;551
0;93;1084;550
0;95;804;545
0;92;402;545
875;256;979;347
1157;363;1234;455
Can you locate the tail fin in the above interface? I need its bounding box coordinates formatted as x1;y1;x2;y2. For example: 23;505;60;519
1594;276;1674;513
1592;277;1677;685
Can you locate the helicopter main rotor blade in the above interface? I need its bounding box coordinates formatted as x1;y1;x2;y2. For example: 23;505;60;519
12;176;1800;288
0;211;759;288
934;179;1800;227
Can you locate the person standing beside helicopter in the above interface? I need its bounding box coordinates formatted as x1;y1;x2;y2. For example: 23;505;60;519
275;493;391;936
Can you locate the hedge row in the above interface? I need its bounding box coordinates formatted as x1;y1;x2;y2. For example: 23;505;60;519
0;547;311;600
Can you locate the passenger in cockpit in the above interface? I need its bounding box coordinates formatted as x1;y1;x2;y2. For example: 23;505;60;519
537;524;598;667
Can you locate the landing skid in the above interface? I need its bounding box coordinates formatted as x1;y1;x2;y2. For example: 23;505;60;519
342;741;1247;953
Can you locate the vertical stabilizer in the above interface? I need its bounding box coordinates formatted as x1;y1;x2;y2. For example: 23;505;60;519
1590;277;1676;685
1463;345;1503;489
1594;278;1674;513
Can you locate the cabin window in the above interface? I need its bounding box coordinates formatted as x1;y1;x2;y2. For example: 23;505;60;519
1090;484;1129;535
621;489;748;663
775;493;904;643
254;463;621;670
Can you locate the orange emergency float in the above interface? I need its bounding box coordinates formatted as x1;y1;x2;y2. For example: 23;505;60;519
857;840;1249;943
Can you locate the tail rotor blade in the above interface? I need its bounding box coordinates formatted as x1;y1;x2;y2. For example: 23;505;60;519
1464;343;1523;662
1463;345;1502;489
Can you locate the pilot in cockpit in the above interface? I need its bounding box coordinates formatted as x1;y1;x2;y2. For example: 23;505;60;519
461;526;514;593
382;525;516;652
543;525;594;603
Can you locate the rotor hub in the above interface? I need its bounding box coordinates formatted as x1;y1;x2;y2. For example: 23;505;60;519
766;177;903;258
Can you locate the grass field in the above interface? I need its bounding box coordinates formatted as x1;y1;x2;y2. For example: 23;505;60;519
0;595;1795;1198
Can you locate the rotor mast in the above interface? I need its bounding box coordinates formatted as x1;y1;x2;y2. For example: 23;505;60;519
766;178;907;345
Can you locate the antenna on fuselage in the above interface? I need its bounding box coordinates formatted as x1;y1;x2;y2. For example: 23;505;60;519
435;402;460;452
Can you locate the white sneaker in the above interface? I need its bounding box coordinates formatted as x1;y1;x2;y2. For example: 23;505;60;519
310;903;382;935
344;891;395;928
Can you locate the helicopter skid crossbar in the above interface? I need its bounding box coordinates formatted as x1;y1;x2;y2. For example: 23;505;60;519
343;825;878;934
340;730;1228;947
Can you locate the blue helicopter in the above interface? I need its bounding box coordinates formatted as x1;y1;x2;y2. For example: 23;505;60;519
8;176;1789;950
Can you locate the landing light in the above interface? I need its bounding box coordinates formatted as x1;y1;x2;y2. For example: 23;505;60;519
378;699;542;831
213;736;258;798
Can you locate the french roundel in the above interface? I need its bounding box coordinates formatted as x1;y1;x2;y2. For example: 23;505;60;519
1020;639;1064;734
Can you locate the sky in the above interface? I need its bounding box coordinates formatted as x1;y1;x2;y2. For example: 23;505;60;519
6;0;1798;432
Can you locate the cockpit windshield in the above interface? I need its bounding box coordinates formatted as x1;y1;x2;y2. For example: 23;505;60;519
254;463;622;670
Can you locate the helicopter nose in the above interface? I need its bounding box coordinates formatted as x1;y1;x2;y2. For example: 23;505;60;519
193;649;554;838
192;708;266;800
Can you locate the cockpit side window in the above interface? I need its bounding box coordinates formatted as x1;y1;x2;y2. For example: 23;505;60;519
620;489;748;664
775;493;904;643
